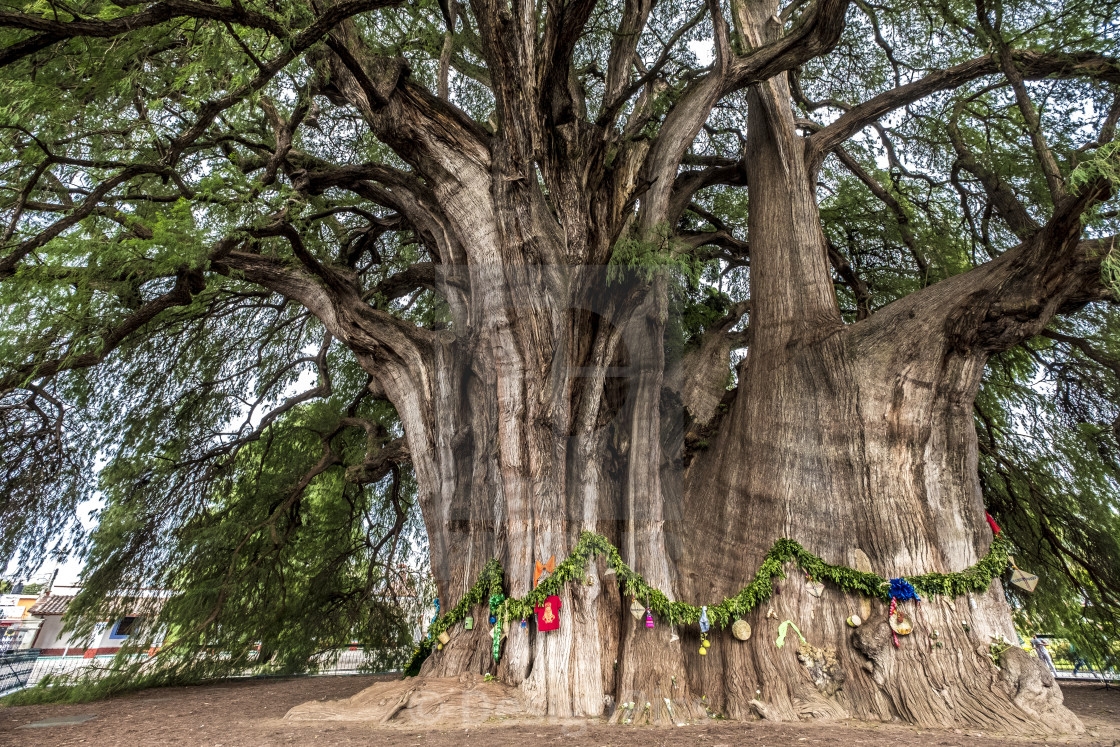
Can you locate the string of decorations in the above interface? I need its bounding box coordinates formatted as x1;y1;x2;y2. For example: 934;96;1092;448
405;529;1013;675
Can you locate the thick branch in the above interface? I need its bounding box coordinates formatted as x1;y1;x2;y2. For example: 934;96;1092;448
0;266;207;393
807;51;1120;167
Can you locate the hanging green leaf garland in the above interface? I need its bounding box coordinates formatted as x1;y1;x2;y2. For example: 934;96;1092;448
404;531;1012;675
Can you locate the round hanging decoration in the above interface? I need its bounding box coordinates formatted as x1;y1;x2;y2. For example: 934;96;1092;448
889;611;913;636
846;614;862;627
732;619;752;641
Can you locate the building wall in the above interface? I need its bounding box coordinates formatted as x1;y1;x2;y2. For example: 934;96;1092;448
33;616;134;657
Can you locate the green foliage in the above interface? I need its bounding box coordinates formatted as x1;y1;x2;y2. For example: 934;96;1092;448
979;310;1120;668
608;224;703;286
1070;142;1120;194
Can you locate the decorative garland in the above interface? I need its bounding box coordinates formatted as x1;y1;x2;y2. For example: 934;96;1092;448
404;530;1012;675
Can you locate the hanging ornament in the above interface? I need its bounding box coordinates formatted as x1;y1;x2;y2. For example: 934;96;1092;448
774;620;806;649
630;598;646;621
1007;557;1039;592
806;579;825;598
845;615;862;628
430;598;441;627
645;609;655;629
889;611;913;636
492;619;502;662
534;556;556;588
489;615;497;625
520;619;527;630
888;578;920;602
698;631;711;656
886;577;919;648
464;616;474;630
888;597;913;647
1010;568;1039;592
699;606;710;634
438;631;450;645
732;619;752;641
766;606;777;620
535;594;562;632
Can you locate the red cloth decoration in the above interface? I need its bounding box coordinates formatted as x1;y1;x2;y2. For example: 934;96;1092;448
985;511;1001;536
535;595;562;632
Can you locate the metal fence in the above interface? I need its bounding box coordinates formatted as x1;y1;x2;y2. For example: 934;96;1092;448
0;650;41;695
20;648;399;688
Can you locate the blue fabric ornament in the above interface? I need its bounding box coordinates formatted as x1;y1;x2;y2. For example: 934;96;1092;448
889;578;920;602
699;606;710;633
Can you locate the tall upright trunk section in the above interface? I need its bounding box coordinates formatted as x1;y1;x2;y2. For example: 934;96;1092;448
671;10;1080;729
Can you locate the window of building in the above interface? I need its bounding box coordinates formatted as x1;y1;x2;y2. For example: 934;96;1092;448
110;616;140;639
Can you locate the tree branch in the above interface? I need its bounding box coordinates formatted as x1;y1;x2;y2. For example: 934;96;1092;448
807;51;1120;169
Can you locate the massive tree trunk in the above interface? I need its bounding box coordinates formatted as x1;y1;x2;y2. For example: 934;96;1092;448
399;63;1083;745
391;76;1085;734
262;0;1108;734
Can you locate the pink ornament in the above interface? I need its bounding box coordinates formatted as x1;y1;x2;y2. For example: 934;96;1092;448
645;609;654;629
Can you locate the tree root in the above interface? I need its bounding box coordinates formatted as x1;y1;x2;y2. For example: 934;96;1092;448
284;673;528;726
849;609;1083;735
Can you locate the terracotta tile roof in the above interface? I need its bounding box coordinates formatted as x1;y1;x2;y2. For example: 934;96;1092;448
27;594;74;616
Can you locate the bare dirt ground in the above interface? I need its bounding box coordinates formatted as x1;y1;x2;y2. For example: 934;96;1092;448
1;674;1116;746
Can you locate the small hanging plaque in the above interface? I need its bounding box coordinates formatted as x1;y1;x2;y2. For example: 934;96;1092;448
630;598;646;621
438;631;450;645
1010;568;1039;592
806;580;825;598
464;616;474;630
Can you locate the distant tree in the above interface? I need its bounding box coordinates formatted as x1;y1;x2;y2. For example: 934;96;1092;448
2;0;1119;731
